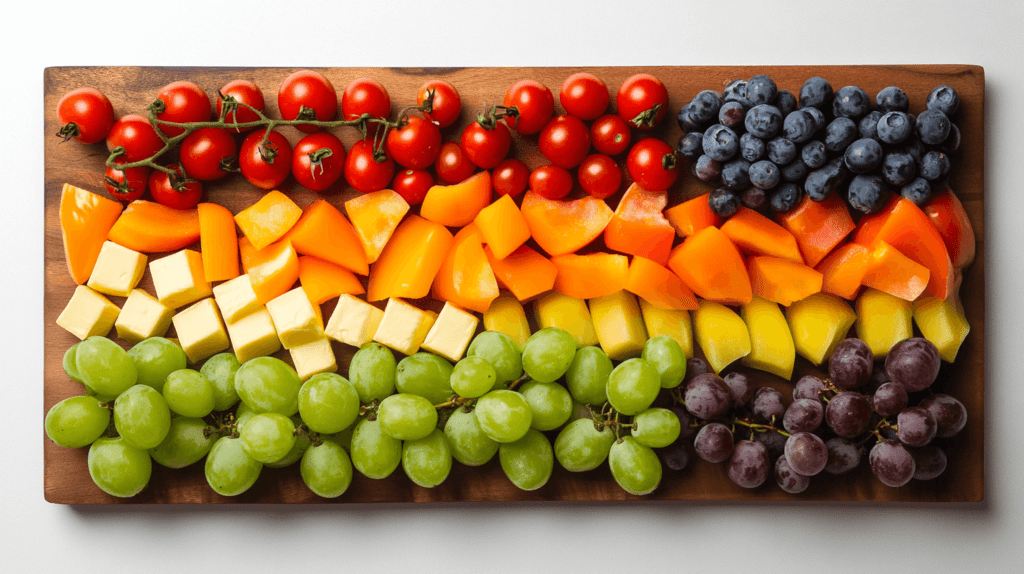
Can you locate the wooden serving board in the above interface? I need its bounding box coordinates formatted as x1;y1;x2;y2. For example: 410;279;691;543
43;65;985;504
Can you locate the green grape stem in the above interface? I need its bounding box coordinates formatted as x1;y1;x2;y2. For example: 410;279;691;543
434;396;475;410
293;424;324;447
506;373;532;392
732;417;792;438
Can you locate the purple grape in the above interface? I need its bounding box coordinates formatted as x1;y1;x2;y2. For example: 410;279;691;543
828;338;873;390
825;392;873;438
693;422;735;463
753;429;787;460
885;338;940;393
919;394;967;438
684;374;732;420
685;358;709;381
824;437;861;475
669;406;696;441
869;439;916;487
793;376;827;402
910;445;947;481
872;382;909;417
896;407;938;447
722;372;753;408
869;367;891;393
775;456;811;494
659;442;690;472
783;398;824;433
784;432;828;476
727;440;770;489
751;386;785;423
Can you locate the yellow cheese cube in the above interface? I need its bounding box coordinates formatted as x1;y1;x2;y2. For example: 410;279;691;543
422;303;480;362
693;300;751;374
325;294;384;347
171;298;230;363
225;306;281;363
534;292;598;348
588;291;647;361
55;285;120;340
373;298;437;356
212;274;261;324
150;249;213;309
638;300;693;360
266;286;324;349
913;296;970;363
740;296;795;380
289;337;338;381
114;289;174;343
483;295;531;350
786;293;857;366
856;288;912;360
86;241;147;298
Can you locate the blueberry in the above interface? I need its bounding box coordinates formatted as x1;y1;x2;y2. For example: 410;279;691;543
718;101;745;129
801;140;827;169
677;103;703;133
745;74;778;107
741;187;767;211
693;155;722;183
749;160;781;190
721;159;751;190
847;174;888;214
876;86;909;113
773;90;798;117
780;159;808;182
881;151;917;186
825;117;859;153
799;76;833;110
723;80;749;109
859;110;883;141
833;86;872;119
770;183;802;214
745;105;783;139
877;111;913;145
676;131;704;160
783;110;817;144
903;137;926;162
739;133;766;162
919;151;951;181
690;90;724;125
940;123;961;154
844;138;883;174
926;85;960;116
805;158;848;201
804;107;826;132
708;187;740;217
767;137;797;165
901;177;932;206
702;124;740;161
916;109;951;145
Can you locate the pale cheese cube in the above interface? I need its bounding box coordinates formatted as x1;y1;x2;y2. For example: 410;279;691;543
171;298;229;363
266;287;324;349
115;289;174;343
225;306;281;363
150;250;213;309
324;294;384;347
56;285;120;340
372;298;437;356
422;303;479;362
213;274;261;324
289;337;337;381
86;241;147;298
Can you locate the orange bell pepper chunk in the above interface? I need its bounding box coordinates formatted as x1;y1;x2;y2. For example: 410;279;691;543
668;226;752;306
603;183;675;266
344;189;410;264
366;214;454;302
625;256;698;311
747;256;823;306
520;190;614;256
861;197;954;299
923;186;976;270
234;190;302;251
197;203;240;282
286;199;368;275
420;171;492;227
551;252;629;300
484;244;557;302
815;243;870;300
60;183;123;285
432;224;499;313
298;255;365;305
107;200;200;254
861;240;930;302
776;194;855;268
664;193;722;238
474;194;531;260
721;206;803;264
249;240;299;304
852;194;900;246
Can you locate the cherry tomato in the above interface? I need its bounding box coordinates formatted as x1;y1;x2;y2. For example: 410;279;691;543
239;129;293;190
392;169;434;205
492;158;530;198
56;88;115;144
435;142;477;184
104;161;150;203
617;73;670;131
503;79;555;135
179;127;237;181
345;140;395;193
560;73;609;121
529;165;573;200
278;70;338;133
578;154;622;199
217;80;265;132
461;121;512;169
539;114;590;169
106;115;164;163
591;114;632;156
148;164;202;210
154;81;212;137
292;132;346;192
417;80;461;128
386;115;442;170
626;138;679;191
342;77;391;135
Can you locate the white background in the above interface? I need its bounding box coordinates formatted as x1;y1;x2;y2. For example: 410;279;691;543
3;0;1020;570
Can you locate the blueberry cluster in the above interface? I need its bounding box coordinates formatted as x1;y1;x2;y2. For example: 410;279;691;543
676;76;962;217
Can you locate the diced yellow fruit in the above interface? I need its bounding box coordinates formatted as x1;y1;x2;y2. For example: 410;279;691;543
171;298;230;363
693;300;751;374
373;298;437;355
786;293;857;366
289;337;338;381
266;287;324;349
225;306;281;363
740;296;795;380
150;249;213;309
638;299;693;359
483;295;531;350
534;292;598;348
588;290;648;361
86;241;147;298
114;289;174;343
56;285;120;340
913;296;970;362
324;294;384;348
212;274;261;324
422;303;479;362
856;288;913;360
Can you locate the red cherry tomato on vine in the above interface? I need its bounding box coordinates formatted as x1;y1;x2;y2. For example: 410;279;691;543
106;115;164;163
292;132;347;192
239;129;293;190
392;169;434;206
590;114;632;156
626;138;679;191
617;73;669;131
278;70;338;134
179;127;237;181
386;115;442;170
154;81;212;137
539;114;590;169
56;88;115;144
217;80;265;132
560;73;609;121
503;79;554;135
492;158;529;198
104;161;150;203
461;121;512;169
578;154;622;199
417;80;461;128
342;77;391;135
529;165;574;200
345;140;395;193
435;142;477;184
148;164;202;210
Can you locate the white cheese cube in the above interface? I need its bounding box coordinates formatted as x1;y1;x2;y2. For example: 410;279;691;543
372;298;437;356
150;249;213;309
266;287;324;349
55;285;120;340
86;241;147;298
324;294;384;348
213;274;261;324
421;303;479;362
171;298;229;363
114;289;174;343
225;306;281;363
289;337;337;381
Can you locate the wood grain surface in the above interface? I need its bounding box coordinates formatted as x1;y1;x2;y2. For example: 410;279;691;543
43;65;984;504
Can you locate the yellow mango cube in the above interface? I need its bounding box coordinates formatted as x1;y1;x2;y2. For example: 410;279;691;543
325;294;385;348
171;298;230;363
786;293;857;365
114;289;174;343
266;287;324;349
56;285;120;340
856;288;913;359
225;306;281;363
86;241;147;298
693;300;751;374
483;295;531;350
373;298;437;355
289;337;338;381
212;274;261;324
422;303;479;362
638;300;693;359
534;292;598;348
588;290;648;361
150;249;213;309
913;296;970;363
740;296;795;380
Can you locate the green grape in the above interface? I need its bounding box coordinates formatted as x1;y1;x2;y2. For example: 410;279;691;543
631;407;681;448
521;328;577;383
377;393;438;441
443;408;499;466
466;331;523;385
474;390;533;443
88;437;152;498
162;369;216;417
606;358;661;416
499;428;554;491
150;417;217;469
239;412;297;464
234;356;302;416
301;441;353;498
45;395;110;448
451;357;497;399
567;400;596;424
554;418;616;472
608;436;662;495
200;352;241;411
349;343;397;403
113;384;172;450
298;373;359;434
235;402;256;432
402;428;452;488
266;414;312;469
63;343;82;382
565;346;612;405
76;336;137;399
350;417;402;479
128;337;187;392
395;352;454;404
518;381;573;431
642;336;686;389
327;424;354;452
205;436;262;497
